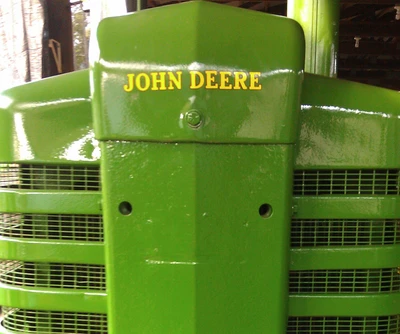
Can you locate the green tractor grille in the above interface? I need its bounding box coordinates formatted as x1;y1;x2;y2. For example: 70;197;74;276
287;315;400;334
291;219;400;247
2;308;107;334
0;261;106;291
0;213;103;242
0;163;107;333
290;167;400;333
293;169;399;196
0;164;100;191
289;268;400;294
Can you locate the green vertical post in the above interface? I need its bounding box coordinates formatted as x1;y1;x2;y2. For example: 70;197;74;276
287;0;340;77
126;0;147;12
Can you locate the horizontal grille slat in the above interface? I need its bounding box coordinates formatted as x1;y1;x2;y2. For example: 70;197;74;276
290;268;400;294
0;261;106;291
291;219;400;247
0;164;100;191
2;308;107;334
0;213;104;242
294;169;399;196
287;315;400;334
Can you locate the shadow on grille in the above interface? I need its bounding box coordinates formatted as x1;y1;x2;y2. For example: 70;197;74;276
0;261;106;291
289;268;400;294
291;219;400;247
2;308;107;334
0;213;104;242
0;164;100;191
294;169;399;196
287;315;400;334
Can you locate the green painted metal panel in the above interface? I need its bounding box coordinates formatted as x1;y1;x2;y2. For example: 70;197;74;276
0;70;98;164
293;197;400;219
0;284;107;313
92;1;304;144
289;294;400;317
0;239;104;264
291;66;400;328
92;2;304;332
0;69;105;327
296;74;400;169
290;245;400;270
101;142;293;333
0;1;397;332
0;192;101;214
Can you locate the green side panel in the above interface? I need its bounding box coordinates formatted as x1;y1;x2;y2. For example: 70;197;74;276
0;70;98;164
291;245;400;270
0;239;104;265
0;192;101;214
102;142;293;333
92;1;304;144
290;73;400;323
296;74;400;169
0;70;106;326
0;285;106;313
0;308;107;334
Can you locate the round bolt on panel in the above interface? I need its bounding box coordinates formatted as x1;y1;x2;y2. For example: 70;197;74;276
185;110;203;128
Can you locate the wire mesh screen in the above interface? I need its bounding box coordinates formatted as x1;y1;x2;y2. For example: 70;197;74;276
0;164;100;191
287;315;400;334
2;308;107;334
0;261;106;291
289;268;400;294
0;213;104;242
293;169;399;196
291;219;400;247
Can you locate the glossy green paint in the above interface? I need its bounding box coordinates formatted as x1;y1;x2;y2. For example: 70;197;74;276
296;74;400;169
101;143;293;333
92;1;304;144
289;73;400;320
0;1;398;331
0;285;107;313
0;192;101;214
92;2;304;333
0;239;104;265
288;0;340;77
291;245;400;270
0;70;98;164
0;71;106;320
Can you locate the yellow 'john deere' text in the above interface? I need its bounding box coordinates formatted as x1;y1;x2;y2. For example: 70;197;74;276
123;70;262;92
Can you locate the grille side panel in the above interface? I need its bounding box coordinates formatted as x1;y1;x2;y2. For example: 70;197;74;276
291;219;400;247
2;308;107;334
287;315;400;334
294;169;400;196
0;214;103;242
0;164;100;191
0;261;106;291
0;164;106;331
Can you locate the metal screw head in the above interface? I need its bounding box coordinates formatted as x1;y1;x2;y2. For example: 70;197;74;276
185;110;202;128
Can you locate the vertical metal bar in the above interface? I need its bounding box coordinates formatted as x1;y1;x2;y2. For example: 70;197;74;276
287;0;340;77
126;0;147;12
138;0;147;11
45;0;74;75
